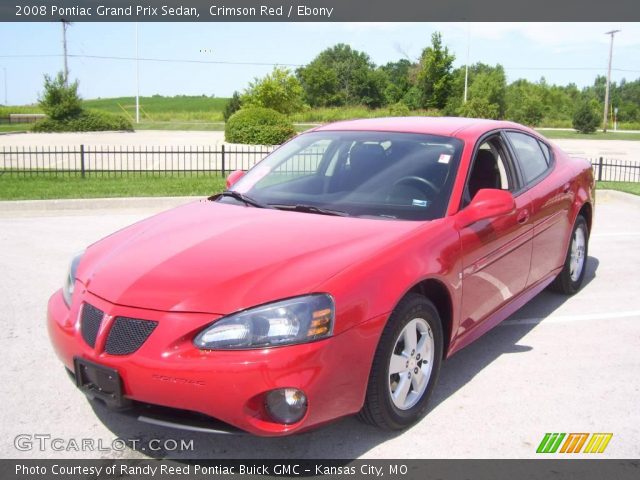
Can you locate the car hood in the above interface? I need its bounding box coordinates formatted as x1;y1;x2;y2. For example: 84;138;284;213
79;200;422;314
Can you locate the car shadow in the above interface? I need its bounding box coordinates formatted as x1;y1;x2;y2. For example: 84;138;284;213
90;256;599;460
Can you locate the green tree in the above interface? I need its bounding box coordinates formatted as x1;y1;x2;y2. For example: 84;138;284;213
416;32;455;109
445;63;506;118
379;59;413;104
467;66;506;117
505;79;545;126
38;72;82;120
242;67;305;115
457;97;499;119
297;44;385;108
223;91;242;121
401;86;423;110
573;100;600;133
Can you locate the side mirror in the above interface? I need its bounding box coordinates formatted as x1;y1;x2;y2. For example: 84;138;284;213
226;170;245;189
456;189;515;228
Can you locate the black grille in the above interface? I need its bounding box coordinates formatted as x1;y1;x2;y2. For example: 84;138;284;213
105;317;158;355
80;303;104;348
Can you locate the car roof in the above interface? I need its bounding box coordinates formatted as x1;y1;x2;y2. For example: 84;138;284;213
312;116;530;139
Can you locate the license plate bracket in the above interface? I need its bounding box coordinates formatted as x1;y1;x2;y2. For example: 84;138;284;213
73;357;129;409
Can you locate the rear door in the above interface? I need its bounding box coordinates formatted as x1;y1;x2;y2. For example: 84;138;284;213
503;131;572;287
457;132;533;342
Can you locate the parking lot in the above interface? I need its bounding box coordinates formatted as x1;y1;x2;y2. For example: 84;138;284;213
0;191;639;459
2;130;640;163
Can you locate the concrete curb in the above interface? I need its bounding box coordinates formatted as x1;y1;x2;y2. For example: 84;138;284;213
0;196;202;212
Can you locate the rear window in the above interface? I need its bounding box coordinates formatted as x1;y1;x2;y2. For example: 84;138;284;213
505;131;550;184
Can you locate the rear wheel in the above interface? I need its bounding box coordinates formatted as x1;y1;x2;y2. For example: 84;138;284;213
359;294;443;430
549;215;589;295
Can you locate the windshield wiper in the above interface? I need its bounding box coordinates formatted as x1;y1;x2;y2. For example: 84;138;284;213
271;204;350;217
212;190;273;209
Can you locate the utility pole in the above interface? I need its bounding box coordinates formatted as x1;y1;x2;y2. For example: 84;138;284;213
463;24;470;103
135;23;140;124
603;29;620;133
2;67;7;105
61;19;70;84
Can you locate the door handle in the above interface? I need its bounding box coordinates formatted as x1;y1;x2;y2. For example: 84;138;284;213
517;209;530;224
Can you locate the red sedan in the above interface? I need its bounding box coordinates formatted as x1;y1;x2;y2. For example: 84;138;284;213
48;117;594;436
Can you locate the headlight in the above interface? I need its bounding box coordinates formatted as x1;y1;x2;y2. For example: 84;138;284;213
194;294;334;350
62;251;84;307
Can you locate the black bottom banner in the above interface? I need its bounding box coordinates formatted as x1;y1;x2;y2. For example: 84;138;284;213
2;459;639;480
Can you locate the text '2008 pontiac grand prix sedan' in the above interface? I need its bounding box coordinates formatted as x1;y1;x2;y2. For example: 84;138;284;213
48;117;594;436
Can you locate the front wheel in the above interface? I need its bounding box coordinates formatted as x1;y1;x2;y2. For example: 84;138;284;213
549;214;589;295
358;294;443;430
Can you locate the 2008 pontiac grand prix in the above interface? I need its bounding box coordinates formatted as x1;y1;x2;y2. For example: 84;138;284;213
48;117;594;436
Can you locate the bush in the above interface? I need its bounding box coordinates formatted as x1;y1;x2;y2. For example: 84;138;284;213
573;101;600;134
33;110;132;132
223;91;242;122
39;73;83;120
225;107;296;145
457;98;500;119
242;67;305;115
402;87;422;110
387;102;410;117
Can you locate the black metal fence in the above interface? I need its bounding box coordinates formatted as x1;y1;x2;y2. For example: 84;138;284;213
0;145;276;177
591;157;640;182
0;145;638;183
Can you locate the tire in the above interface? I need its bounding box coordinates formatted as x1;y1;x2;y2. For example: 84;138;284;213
359;293;443;430
549;215;589;295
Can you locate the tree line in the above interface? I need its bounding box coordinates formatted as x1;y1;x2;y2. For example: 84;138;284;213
229;32;640;130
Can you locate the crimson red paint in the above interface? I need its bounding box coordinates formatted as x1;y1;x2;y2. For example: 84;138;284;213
48;117;594;435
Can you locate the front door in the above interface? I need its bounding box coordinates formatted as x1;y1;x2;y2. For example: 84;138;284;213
456;133;533;344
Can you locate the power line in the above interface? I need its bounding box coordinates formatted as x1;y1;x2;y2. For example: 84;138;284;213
0;53;302;67
0;53;638;74
70;54;304;67
504;67;640;73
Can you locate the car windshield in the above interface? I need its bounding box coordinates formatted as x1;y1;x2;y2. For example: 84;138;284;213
220;131;464;220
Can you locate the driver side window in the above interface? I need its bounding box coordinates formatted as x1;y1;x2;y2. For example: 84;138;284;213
464;136;513;206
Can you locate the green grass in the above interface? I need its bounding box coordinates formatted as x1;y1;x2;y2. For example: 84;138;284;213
597;181;640;196
0;123;33;133
0;173;226;200
3;96;640;136
1;172;638;201
0;105;42;116
83;96;227;123
290;106;441;123
537;129;640;141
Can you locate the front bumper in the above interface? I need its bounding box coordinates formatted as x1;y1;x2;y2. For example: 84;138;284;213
47;289;386;436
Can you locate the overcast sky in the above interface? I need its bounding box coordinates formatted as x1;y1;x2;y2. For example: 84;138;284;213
1;22;639;105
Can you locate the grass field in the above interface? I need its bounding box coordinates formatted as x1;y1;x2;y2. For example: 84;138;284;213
2;96;640;138
0;173;226;200
537;130;640;141
597;181;640;196
0;172;636;201
83;96;228;122
0;124;32;133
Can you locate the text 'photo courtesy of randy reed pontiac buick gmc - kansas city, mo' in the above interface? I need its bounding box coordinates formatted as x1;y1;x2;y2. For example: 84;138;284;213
48;117;594;436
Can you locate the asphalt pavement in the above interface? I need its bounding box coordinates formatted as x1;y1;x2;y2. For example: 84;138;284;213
0;191;638;459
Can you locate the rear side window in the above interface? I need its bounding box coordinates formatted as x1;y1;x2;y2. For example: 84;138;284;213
538;140;551;163
505;131;550;184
